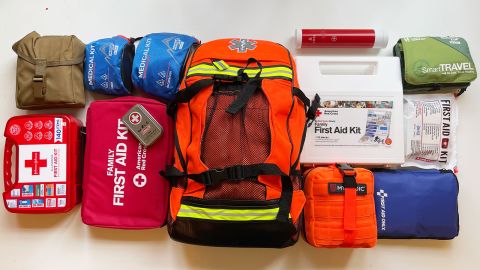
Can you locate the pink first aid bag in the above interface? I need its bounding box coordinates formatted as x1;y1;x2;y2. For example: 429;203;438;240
81;96;173;229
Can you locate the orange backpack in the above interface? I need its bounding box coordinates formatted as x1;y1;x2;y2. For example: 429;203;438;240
164;39;319;247
303;164;377;248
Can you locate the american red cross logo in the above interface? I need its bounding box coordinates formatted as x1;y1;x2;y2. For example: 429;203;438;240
24;152;47;175
315;109;322;117
129;112;142;125
133;173;147;188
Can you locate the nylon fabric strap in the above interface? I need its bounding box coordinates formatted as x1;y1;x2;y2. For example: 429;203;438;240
33;58;47;99
187;63;293;80
167;79;214;115
226;78;262;114
276;175;293;222
213;60;229;71
342;168;357;246
188;163;286;186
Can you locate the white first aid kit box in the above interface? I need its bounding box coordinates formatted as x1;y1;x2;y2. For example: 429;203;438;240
296;56;404;165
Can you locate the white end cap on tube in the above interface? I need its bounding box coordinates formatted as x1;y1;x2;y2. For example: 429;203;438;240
373;29;389;48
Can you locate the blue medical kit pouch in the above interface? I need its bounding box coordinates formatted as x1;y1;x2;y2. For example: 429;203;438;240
84;35;135;95
131;33;198;100
374;169;459;240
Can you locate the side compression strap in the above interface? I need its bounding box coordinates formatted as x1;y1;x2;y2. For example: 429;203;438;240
277;175;293;222
293;87;321;126
164;163;286;186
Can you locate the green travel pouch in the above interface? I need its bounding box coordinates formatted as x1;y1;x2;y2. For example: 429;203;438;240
394;37;477;95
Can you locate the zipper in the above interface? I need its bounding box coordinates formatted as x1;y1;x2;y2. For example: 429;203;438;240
182;196;281;209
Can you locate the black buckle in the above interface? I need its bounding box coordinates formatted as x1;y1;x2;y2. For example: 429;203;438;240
336;164;357;188
306;94;321;127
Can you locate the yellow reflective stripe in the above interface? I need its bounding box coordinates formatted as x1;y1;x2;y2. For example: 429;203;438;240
213;60;229;71
187;63;293;79
177;204;279;221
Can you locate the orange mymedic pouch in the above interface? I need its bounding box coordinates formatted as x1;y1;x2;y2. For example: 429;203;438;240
303;164;377;248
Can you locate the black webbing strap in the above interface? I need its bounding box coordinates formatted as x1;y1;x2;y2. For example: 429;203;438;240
163;163;286;186
226;58;263;115
293;88;321;127
276;175;293;222
337;164;357;188
167;79;214;115
225;77;262;114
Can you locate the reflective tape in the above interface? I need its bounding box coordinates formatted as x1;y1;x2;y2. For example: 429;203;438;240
187;63;293;79
177;204;280;221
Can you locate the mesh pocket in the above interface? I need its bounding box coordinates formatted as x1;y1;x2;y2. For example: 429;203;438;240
200;84;270;200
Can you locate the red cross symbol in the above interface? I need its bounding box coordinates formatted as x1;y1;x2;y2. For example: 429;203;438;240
133;173;147;188
24;152;47;175
315;109;322;117
129;112;142;125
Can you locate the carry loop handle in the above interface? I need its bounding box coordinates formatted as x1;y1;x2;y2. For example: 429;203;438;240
4;139;15;190
337;164;357;246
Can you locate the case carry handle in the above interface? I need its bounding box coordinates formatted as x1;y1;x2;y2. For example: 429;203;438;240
3;138;15;190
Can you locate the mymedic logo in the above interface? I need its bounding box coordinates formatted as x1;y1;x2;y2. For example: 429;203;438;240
328;183;367;195
229;39;257;53
87;44;95;86
376;189;388;231
138;37;152;79
439;99;452;163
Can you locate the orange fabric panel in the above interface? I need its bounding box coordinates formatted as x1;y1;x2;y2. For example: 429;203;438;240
262;79;294;175
289;97;307;167
185;84;212;174
169;187;185;221
258;175;281;200
183;179;205;199
189;39;292;67
303;165;377;248
290;190;306;224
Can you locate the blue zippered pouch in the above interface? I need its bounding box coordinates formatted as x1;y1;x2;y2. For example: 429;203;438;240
374;169;459;240
84;35;135;95
131;33;198;100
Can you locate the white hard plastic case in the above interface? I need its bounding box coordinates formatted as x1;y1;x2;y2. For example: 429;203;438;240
296;56;404;165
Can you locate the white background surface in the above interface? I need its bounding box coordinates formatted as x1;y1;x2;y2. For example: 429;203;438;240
0;0;479;269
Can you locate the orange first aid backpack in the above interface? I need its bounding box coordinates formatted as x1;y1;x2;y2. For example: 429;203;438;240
303;164;377;248
164;38;319;248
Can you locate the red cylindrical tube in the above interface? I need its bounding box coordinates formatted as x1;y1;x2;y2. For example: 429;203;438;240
296;29;388;49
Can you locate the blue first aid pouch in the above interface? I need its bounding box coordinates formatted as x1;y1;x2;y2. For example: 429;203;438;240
84;36;135;95
374;170;459;240
131;33;198;100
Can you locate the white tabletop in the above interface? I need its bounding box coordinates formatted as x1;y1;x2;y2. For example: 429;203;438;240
0;0;479;269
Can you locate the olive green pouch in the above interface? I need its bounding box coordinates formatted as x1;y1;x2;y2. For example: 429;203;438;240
394;37;477;95
12;31;86;109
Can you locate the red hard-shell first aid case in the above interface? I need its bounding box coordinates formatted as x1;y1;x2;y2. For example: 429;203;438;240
3;114;83;213
81;96;173;229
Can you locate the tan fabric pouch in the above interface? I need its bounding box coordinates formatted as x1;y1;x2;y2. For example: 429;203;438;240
12;31;86;109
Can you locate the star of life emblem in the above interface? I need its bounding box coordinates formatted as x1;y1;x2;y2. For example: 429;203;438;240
229;39;257;53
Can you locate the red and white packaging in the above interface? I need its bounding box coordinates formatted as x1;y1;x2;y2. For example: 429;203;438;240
81;97;173;229
3;114;83;213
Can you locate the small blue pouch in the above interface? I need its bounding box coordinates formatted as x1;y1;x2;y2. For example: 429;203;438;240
374;169;459;240
84;35;135;95
131;33;198;100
